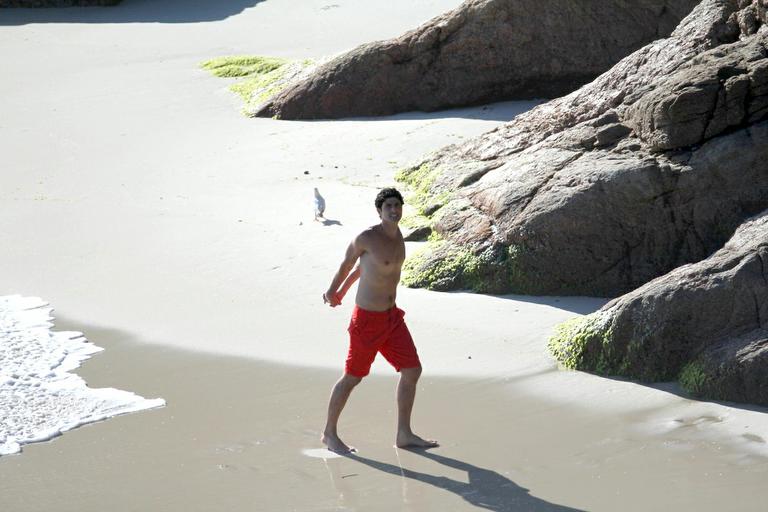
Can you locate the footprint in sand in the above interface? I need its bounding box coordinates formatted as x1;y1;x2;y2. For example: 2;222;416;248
742;433;766;444
672;415;724;429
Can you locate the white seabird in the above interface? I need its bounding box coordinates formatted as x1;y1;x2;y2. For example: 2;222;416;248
314;187;326;221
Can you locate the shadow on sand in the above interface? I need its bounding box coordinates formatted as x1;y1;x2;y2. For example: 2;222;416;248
347;449;584;512
434;290;610;316
302;99;544;123
0;0;265;25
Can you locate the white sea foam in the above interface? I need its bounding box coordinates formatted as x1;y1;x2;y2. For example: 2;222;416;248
0;295;165;456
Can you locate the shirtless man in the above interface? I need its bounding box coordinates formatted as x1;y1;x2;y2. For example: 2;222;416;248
322;188;438;454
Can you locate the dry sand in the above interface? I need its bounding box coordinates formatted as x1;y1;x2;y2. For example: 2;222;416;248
2;1;768;511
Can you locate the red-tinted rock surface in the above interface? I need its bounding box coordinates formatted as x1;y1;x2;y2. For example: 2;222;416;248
400;0;768;297
255;0;698;119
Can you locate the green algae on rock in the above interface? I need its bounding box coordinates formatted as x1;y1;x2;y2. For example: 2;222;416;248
401;239;481;291
400;239;533;294
201;56;317;116
548;312;619;373
395;163;453;217
678;361;710;397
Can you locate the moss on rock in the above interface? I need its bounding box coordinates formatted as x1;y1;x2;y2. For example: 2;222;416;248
401;239;478;291
395;163;453;217
406;241;547;295
201;55;315;115
548;312;619;373
394;168;549;295
231;66;290;106
401;239;526;294
400;211;432;230
505;244;546;295
678;361;711;397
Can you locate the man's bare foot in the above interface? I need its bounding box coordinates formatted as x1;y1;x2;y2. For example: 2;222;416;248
396;431;439;449
322;432;356;454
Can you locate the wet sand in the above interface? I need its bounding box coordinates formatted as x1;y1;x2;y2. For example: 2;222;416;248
2;324;767;511
3;1;768;510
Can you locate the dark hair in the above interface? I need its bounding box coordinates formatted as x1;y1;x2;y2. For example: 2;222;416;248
375;188;404;209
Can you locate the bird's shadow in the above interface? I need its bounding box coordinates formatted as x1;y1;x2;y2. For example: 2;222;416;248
319;218;342;226
344;449;584;512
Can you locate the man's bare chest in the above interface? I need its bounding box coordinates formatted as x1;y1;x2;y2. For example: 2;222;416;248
364;241;405;270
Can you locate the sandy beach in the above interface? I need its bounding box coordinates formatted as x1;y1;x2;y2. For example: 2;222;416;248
2;1;768;510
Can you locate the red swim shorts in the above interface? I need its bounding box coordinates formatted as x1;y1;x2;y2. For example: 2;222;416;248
345;305;421;378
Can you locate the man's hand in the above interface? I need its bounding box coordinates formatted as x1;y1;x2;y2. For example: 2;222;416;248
323;291;342;307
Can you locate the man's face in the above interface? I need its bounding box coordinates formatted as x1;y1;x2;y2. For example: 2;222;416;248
378;197;403;223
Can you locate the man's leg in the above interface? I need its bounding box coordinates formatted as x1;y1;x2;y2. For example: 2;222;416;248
395;366;439;448
322;373;362;453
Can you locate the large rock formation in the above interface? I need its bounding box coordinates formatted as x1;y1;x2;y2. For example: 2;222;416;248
255;0;699;119
399;0;768;296
549;210;768;406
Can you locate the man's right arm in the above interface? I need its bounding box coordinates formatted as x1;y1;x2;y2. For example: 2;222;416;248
337;265;361;302
324;235;364;307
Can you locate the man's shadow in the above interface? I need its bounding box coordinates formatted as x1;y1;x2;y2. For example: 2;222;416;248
319;218;342;226
346;449;584;512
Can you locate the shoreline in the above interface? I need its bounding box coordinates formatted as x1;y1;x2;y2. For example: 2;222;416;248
2;329;767;511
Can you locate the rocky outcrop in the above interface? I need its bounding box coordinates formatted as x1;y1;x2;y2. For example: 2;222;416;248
549;210;768;406
399;0;768;296
629;29;768;150
684;329;768;404
255;0;699;119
